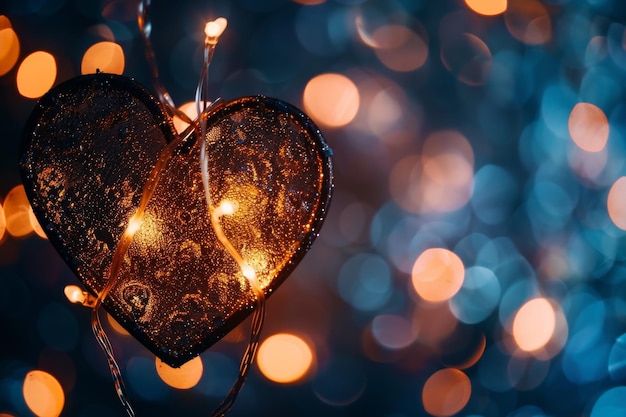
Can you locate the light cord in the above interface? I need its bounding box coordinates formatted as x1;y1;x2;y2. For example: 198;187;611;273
87;3;264;416
195;19;267;417
91;136;180;417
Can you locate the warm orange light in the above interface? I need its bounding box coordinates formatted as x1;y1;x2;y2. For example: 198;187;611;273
3;184;34;237
465;0;507;16
17;51;57;99
411;248;465;302
371;25;428;72
421;131;474;212
0;27;20;76
81;41;125;75
0;203;6;241
422;368;471;417
64;285;96;307
204;18;228;40
607;177;626;230
568;102;609;152
504;0;551;45
173;101;201;133
64;285;86;304
88;24;115;41
156;356;203;389
512;298;555;352
303;73;359;128
0;15;11;30
257;333;314;384
23;370;65;417
390;131;474;214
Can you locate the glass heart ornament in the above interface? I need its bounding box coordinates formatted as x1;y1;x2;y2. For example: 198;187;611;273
19;72;333;367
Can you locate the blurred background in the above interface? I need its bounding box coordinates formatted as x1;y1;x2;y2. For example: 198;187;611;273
2;0;626;416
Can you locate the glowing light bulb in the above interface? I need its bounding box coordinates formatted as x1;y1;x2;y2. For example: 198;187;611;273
127;215;143;235
242;264;256;280
204;18;227;43
64;285;96;307
219;200;236;216
64;285;85;304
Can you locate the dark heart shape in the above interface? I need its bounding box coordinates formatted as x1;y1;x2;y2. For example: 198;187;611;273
20;73;333;367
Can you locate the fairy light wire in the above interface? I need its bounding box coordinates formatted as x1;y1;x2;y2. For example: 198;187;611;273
86;3;265;416
90;136;180;417
195;18;267;417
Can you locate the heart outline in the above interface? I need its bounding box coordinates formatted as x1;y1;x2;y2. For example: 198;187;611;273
20;72;333;366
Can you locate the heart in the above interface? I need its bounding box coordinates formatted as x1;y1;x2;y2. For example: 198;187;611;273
19;72;333;367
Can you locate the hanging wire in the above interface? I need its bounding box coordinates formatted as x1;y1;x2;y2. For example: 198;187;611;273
90;3;265;416
91;136;180;417
196;19;267;417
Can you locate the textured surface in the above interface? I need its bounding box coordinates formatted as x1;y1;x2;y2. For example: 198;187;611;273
20;73;333;367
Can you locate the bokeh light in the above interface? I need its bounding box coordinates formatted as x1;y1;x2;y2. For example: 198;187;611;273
504;0;551;45
303;73;359;128
0;20;20;76
371;314;415;350
390;130;474;214
2;0;626;415
411;248;465;303
371;24;428;72
449;266;500;324
16;51;57;99
568;102;609;152
172;101;209;133
3;184;34;238
0;15;10;29
590;386;626;417
0;202;6;241
464;0;507;16
512;298;555;352
607;177;626;230
22;370;65;417
422;368;471;417
155;356;203;389
81;41;125;75
440;33;492;86
257;333;314;384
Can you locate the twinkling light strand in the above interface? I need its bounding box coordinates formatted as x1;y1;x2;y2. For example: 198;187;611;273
91;136;180;417
195;18;267;417
84;1;197;413
88;3;265;416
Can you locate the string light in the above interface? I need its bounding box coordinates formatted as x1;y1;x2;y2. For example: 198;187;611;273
6;0;626;416
63;285;96;307
73;8;261;417
205;18;227;43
